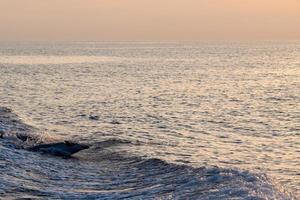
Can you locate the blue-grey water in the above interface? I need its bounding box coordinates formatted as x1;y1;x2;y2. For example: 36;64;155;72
0;42;299;199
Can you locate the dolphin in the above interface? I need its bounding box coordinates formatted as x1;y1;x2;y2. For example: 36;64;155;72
27;141;90;157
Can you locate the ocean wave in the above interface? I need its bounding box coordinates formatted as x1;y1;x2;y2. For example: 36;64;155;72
0;106;295;199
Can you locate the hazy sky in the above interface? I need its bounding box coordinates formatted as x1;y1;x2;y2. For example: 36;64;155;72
0;0;299;41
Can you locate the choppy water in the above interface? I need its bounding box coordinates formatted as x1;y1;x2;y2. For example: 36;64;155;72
0;42;299;199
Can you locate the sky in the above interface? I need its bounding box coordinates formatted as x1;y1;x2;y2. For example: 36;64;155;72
0;0;299;41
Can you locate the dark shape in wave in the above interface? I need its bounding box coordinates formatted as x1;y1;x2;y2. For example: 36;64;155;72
0;106;89;157
27;141;89;157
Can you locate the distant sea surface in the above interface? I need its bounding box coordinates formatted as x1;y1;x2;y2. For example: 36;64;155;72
0;42;299;199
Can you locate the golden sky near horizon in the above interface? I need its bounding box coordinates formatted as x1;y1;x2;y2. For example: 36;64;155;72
0;0;299;41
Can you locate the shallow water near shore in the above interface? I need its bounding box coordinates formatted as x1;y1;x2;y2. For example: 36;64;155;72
0;41;299;199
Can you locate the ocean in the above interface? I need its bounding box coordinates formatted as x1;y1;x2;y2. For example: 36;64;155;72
0;41;299;199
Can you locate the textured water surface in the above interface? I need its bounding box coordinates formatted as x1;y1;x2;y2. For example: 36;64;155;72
0;42;299;199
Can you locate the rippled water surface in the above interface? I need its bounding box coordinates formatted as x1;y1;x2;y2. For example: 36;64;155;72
0;42;299;199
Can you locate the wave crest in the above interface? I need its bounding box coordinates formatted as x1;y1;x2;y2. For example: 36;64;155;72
0;106;295;199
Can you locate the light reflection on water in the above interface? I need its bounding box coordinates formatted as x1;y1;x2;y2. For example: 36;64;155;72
0;42;299;198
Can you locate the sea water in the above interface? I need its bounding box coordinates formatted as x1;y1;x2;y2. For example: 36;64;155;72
0;41;299;199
